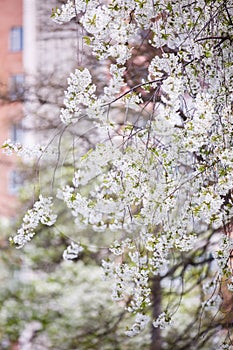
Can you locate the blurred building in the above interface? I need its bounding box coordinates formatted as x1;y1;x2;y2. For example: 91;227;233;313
0;0;78;219
0;0;24;218
23;0;78;145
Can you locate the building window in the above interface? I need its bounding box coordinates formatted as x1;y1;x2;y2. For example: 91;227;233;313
9;74;24;101
8;170;23;194
10;122;23;143
10;27;23;52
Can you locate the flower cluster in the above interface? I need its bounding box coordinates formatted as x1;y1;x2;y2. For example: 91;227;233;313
10;195;57;249
51;0;77;24
213;235;233;277
63;241;84;260
152;311;173;329
125;313;150;337
1;139;56;162
60;68;102;124
1;139;22;155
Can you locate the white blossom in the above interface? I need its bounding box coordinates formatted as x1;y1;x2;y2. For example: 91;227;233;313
152;311;173;329
212;235;233;276
10;195;57;249
52;0;76;24
125;313;150;337
63;242;84;260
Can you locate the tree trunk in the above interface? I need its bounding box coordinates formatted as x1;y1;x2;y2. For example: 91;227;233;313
150;276;162;350
219;275;233;324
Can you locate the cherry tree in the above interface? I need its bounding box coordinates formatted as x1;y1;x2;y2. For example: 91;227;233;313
3;0;233;348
